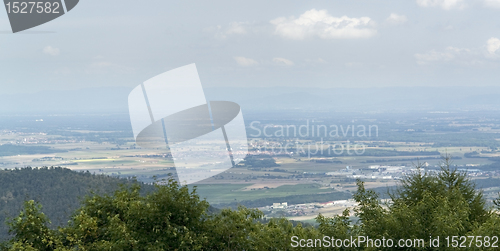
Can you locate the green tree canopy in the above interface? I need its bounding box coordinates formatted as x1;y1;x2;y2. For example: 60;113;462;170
3;158;500;250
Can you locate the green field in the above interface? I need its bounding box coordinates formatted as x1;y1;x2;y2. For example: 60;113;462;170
189;183;335;204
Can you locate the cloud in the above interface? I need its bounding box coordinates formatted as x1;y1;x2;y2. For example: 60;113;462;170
416;38;500;65
386;13;408;25
43;46;60;56
484;0;500;8
415;38;500;65
416;0;466;10
270;9;376;40
415;48;458;64
234;56;259;66
415;46;480;65
206;22;254;39
414;46;482;65
487;38;500;55
226;22;248;35
273;57;294;66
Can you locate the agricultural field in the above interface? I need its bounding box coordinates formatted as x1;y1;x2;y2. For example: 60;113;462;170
2;112;500;219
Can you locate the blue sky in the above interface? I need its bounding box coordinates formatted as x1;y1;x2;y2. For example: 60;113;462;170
1;0;500;95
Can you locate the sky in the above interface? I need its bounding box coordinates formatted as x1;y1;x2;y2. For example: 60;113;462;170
1;0;500;95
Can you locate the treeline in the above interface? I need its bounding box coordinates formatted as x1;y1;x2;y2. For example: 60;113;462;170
0;145;65;157
362;156;461;163
298;149;441;157
47;130;133;145
238;155;280;168
0;167;154;240
2;158;500;250
378;131;500;148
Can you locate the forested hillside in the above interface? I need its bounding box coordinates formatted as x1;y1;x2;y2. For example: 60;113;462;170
0;167;154;240
2;159;500;250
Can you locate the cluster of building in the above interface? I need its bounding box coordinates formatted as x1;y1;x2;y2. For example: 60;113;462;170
262;199;358;217
326;165;408;180
325;163;500;181
271;202;288;209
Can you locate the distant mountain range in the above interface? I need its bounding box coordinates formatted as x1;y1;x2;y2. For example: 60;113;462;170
2;86;500;114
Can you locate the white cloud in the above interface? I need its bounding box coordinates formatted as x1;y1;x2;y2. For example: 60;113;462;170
415;40;500;66
234;56;259;66
484;0;500;8
416;0;466;10
226;22;248;35
386;13;408;25
415;46;477;64
206;22;254;39
43;46;60;56
416;38;500;65
273;57;294;66
487;37;500;55
415;49;456;63
270;9;376;40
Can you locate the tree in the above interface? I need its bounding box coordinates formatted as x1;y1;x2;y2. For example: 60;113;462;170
205;206;263;250
3;158;498;250
346;156;492;250
252;218;321;251
5;200;62;251
60;179;210;250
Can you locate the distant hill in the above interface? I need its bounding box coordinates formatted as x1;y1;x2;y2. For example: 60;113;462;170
5;86;500;114
0;167;155;240
0;144;66;157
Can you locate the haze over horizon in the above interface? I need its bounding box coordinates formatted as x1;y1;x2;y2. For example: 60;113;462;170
2;86;500;114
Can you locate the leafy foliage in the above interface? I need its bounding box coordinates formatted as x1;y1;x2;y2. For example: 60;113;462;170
0;167;154;240
2;157;500;250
